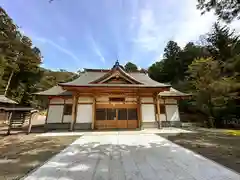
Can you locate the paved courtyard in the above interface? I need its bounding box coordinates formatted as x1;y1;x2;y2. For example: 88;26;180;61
24;132;240;180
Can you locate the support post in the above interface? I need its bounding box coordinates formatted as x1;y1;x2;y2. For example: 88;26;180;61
92;97;96;130
7;112;13;135
70;95;78;131
137;96;142;129
27;112;34;135
156;95;161;129
44;99;50;132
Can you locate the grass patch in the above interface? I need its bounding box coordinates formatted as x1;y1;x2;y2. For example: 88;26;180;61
225;130;240;136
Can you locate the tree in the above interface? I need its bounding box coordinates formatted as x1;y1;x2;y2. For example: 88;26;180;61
148;23;240;128
197;0;240;23
206;23;240;62
124;62;138;72
0;7;42;105
188;57;238;127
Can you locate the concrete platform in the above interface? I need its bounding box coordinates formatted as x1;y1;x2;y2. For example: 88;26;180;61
24;133;239;180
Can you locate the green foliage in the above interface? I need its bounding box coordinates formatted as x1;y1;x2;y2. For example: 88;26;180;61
197;0;240;23
148;23;240;128
124;62;138;72
0;7;76;107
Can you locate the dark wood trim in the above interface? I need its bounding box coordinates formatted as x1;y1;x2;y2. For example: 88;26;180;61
49;103;65;105
48;96;72;99
164;99;168;122
154;96;158;122
96;104;137;109
137;96;142;129
141;102;155;104
45;99;50;132
157;96;161;128
61;99;65;123
78;102;93;105
160;103;178;105
70;95;78;131
92;97;96;129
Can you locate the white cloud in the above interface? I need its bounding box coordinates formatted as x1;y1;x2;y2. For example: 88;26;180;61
133;0;217;52
174;1;216;47
87;34;106;63
34;37;81;66
133;7;163;51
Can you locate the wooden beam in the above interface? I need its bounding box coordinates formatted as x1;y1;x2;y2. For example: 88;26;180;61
156;96;161;129
44;99;50;132
61;99;65;123
137;96;142;129
154;96;159;122
7;112;12;135
70;95;78;131
92;97;96;130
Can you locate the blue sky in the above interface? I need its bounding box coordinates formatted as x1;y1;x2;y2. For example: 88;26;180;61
1;0;240;72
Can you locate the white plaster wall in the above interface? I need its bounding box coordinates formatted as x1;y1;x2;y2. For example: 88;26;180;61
160;99;177;104
160;114;167;121
47;105;64;123
65;98;72;104
141;104;155;122
78;97;93;103
49;98;64;104
76;104;92;123
141;97;154;103
63;115;72;123
166;105;180;121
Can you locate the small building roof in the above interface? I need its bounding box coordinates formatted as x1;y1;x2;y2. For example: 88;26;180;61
0;95;18;104
159;88;191;98
34;86;72;96
0;106;35;112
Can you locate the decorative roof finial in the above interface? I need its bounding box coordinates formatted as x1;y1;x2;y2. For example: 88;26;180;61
113;59;120;69
115;60;119;66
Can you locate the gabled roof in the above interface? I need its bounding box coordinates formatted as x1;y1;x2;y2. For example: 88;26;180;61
89;62;142;84
60;61;169;88
59;71;169;87
0;95;18;104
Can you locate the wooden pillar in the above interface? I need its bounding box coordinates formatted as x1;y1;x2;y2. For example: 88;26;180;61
44;98;50;132
156;95;161;129
92;97;96;130
7;112;13;135
137;96;142;129
27;112;34;135
70;95;78;131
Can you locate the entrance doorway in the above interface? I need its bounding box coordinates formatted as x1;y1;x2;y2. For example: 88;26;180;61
95;105;138;129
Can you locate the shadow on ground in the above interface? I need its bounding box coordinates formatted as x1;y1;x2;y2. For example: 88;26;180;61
0;133;80;180
156;131;240;173
23;138;239;180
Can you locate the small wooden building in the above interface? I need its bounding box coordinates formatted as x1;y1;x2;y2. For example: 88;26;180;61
36;61;190;130
0;95;18;122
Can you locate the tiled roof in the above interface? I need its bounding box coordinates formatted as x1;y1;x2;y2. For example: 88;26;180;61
159;88;191;97
59;71;169;88
34;86;72;96
0;95;18;104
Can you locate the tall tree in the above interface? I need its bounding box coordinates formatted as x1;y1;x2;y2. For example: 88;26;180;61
188;57;238;127
206;22;240;62
124;62;138;72
0;7;42;104
197;0;240;23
